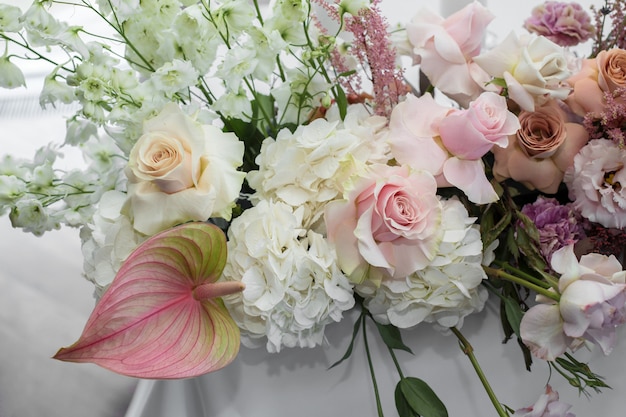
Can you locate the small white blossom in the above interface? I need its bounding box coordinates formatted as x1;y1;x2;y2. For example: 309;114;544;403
149;59;199;97
0;57;25;89
0;4;23;32
9;198;59;236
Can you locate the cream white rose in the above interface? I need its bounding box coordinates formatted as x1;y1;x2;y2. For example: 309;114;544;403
474;33;571;111
125;103;245;235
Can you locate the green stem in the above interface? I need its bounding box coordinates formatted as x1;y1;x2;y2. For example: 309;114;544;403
493;261;553;289
451;327;509;417
484;266;560;302
363;318;385;417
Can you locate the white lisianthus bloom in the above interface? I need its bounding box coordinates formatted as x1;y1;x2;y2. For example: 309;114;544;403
473;33;571;111
248;104;390;229
125;103;245;235
221;200;355;353
0;57;25;89
80;191;146;297
359;197;488;330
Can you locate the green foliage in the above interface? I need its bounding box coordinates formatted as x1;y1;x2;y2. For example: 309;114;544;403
395;377;448;417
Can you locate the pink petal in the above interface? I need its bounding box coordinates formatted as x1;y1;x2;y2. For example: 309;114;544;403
442;157;498;204
54;223;242;379
520;304;571;361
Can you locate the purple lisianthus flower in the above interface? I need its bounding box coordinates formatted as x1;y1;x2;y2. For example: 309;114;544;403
524;1;594;47
521;196;585;261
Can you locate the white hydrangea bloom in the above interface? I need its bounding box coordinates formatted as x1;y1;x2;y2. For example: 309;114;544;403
221;200;354;353
248;104;390;229
359;197;488;330
80;190;146;297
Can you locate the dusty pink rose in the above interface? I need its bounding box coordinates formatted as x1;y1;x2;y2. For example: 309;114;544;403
406;3;493;106
524;1;594;47
389;93;512;204
566;49;626;117
324;164;443;285
520;245;626;361
492;100;589;194
439;92;518;159
564;139;626;229
512;385;575;417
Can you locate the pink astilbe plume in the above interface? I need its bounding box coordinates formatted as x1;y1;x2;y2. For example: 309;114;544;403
311;0;405;116
583;86;626;146
345;1;406;116
590;0;626;57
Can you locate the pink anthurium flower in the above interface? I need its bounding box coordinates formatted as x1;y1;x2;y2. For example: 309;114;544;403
54;222;244;379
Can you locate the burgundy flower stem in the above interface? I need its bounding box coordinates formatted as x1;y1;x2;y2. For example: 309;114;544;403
451;327;510;417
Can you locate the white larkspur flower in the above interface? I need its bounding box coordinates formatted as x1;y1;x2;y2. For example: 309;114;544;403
149;59;199;97
0;4;23;32
9;198;59;236
359;197;488;330
221;200;354;353
0;57;25;89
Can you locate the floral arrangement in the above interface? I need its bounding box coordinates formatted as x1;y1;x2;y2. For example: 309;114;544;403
1;0;626;415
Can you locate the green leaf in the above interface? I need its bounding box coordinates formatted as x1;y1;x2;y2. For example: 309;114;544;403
502;296;523;337
395;382;420;417
399;377;448;417
328;310;363;369
373;321;413;354
334;84;348;120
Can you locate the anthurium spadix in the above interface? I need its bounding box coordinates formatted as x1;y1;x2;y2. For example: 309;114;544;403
54;222;244;379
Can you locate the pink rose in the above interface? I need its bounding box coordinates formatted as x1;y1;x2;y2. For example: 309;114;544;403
520;245;626;361
565;49;626;117
324;164;443;285
492;100;589;194
389;93;512;204
439;92;518;160
388;93;450;176
406;3;493;106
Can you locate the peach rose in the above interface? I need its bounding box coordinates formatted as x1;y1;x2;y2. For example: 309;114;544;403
566;48;626;117
492;100;589;194
125;103;245;235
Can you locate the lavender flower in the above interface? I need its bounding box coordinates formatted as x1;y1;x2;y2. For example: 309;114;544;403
521;196;586;261
524;1;594;47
